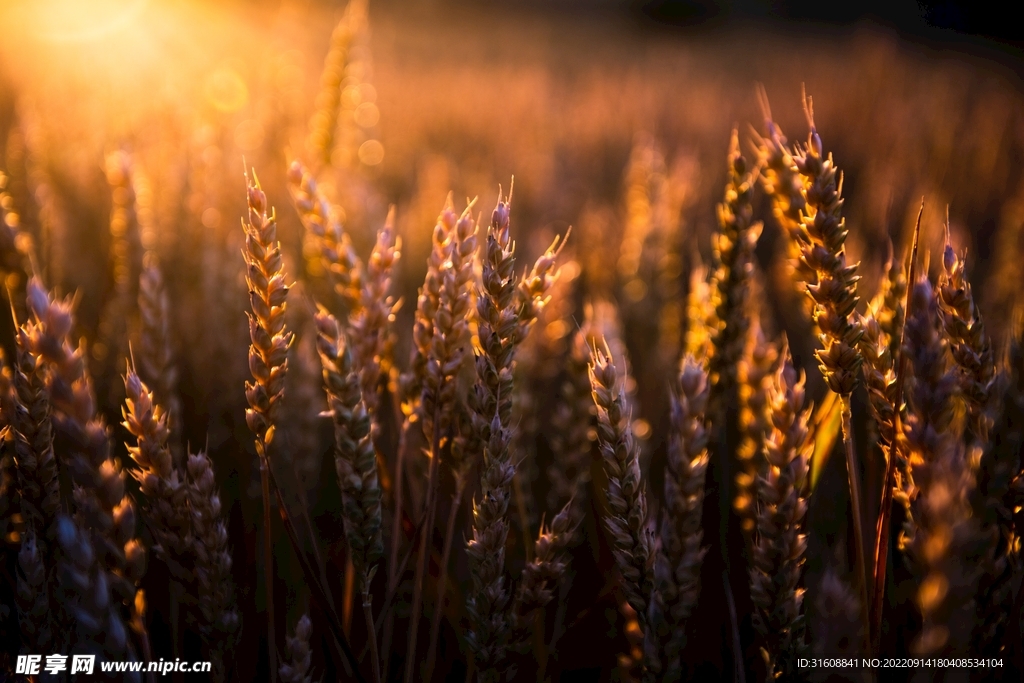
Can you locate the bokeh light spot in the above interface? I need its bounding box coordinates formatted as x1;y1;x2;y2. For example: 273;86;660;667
354;102;380;128
358;139;384;166
205;67;249;113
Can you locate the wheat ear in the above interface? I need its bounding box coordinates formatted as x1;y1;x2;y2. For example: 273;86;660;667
589;339;654;664
242;170;293;683
903;278;981;655
708;129;762;395
315;309;383;683
735;319;779;541
653;354;710;679
382;199;457;676
548;326;597;535
24;278;145;668
406;201;476;683
937;220;995;444
976;314;1024;654
306;0;367;169
750;344;812;680
930;232;1004;649
137;254;182;465
286;160;363;314
279;614;314;683
461;193;521;682
8;309;60;654
122;364;190;562
812;570;866;675
788;96;870;648
186;449;239;681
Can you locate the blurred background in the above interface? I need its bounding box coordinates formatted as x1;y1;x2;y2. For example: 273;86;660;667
0;0;1021;679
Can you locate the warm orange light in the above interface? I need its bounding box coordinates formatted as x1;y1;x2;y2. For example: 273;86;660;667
11;0;151;43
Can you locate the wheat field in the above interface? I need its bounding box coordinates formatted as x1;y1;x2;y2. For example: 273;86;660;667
1;0;1023;681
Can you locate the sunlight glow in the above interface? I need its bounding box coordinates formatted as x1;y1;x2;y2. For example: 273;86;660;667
18;0;151;43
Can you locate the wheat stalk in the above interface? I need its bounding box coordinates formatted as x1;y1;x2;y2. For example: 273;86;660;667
937;220;995;444
589;339;654;673
786;95;870;648
407;200;476;682
23;278;147;660
812;570;866;674
315;309;383;683
382;198;458;676
460;193;523;682
548;326;597;535
137;254;182;465
653;353;710;679
280;614;314;683
350;207;401;424
974;314;1024;655
901;278;982;655
186;448;240;681
242;170;294;683
8;318;60;654
287;160;363;314
735;319;779;540
750;345;811;681
122;364;190;562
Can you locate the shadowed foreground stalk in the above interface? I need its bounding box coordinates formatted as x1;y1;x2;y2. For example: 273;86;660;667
750;346;811;681
406;202;476;682
589;339;654;681
315;310;383;683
